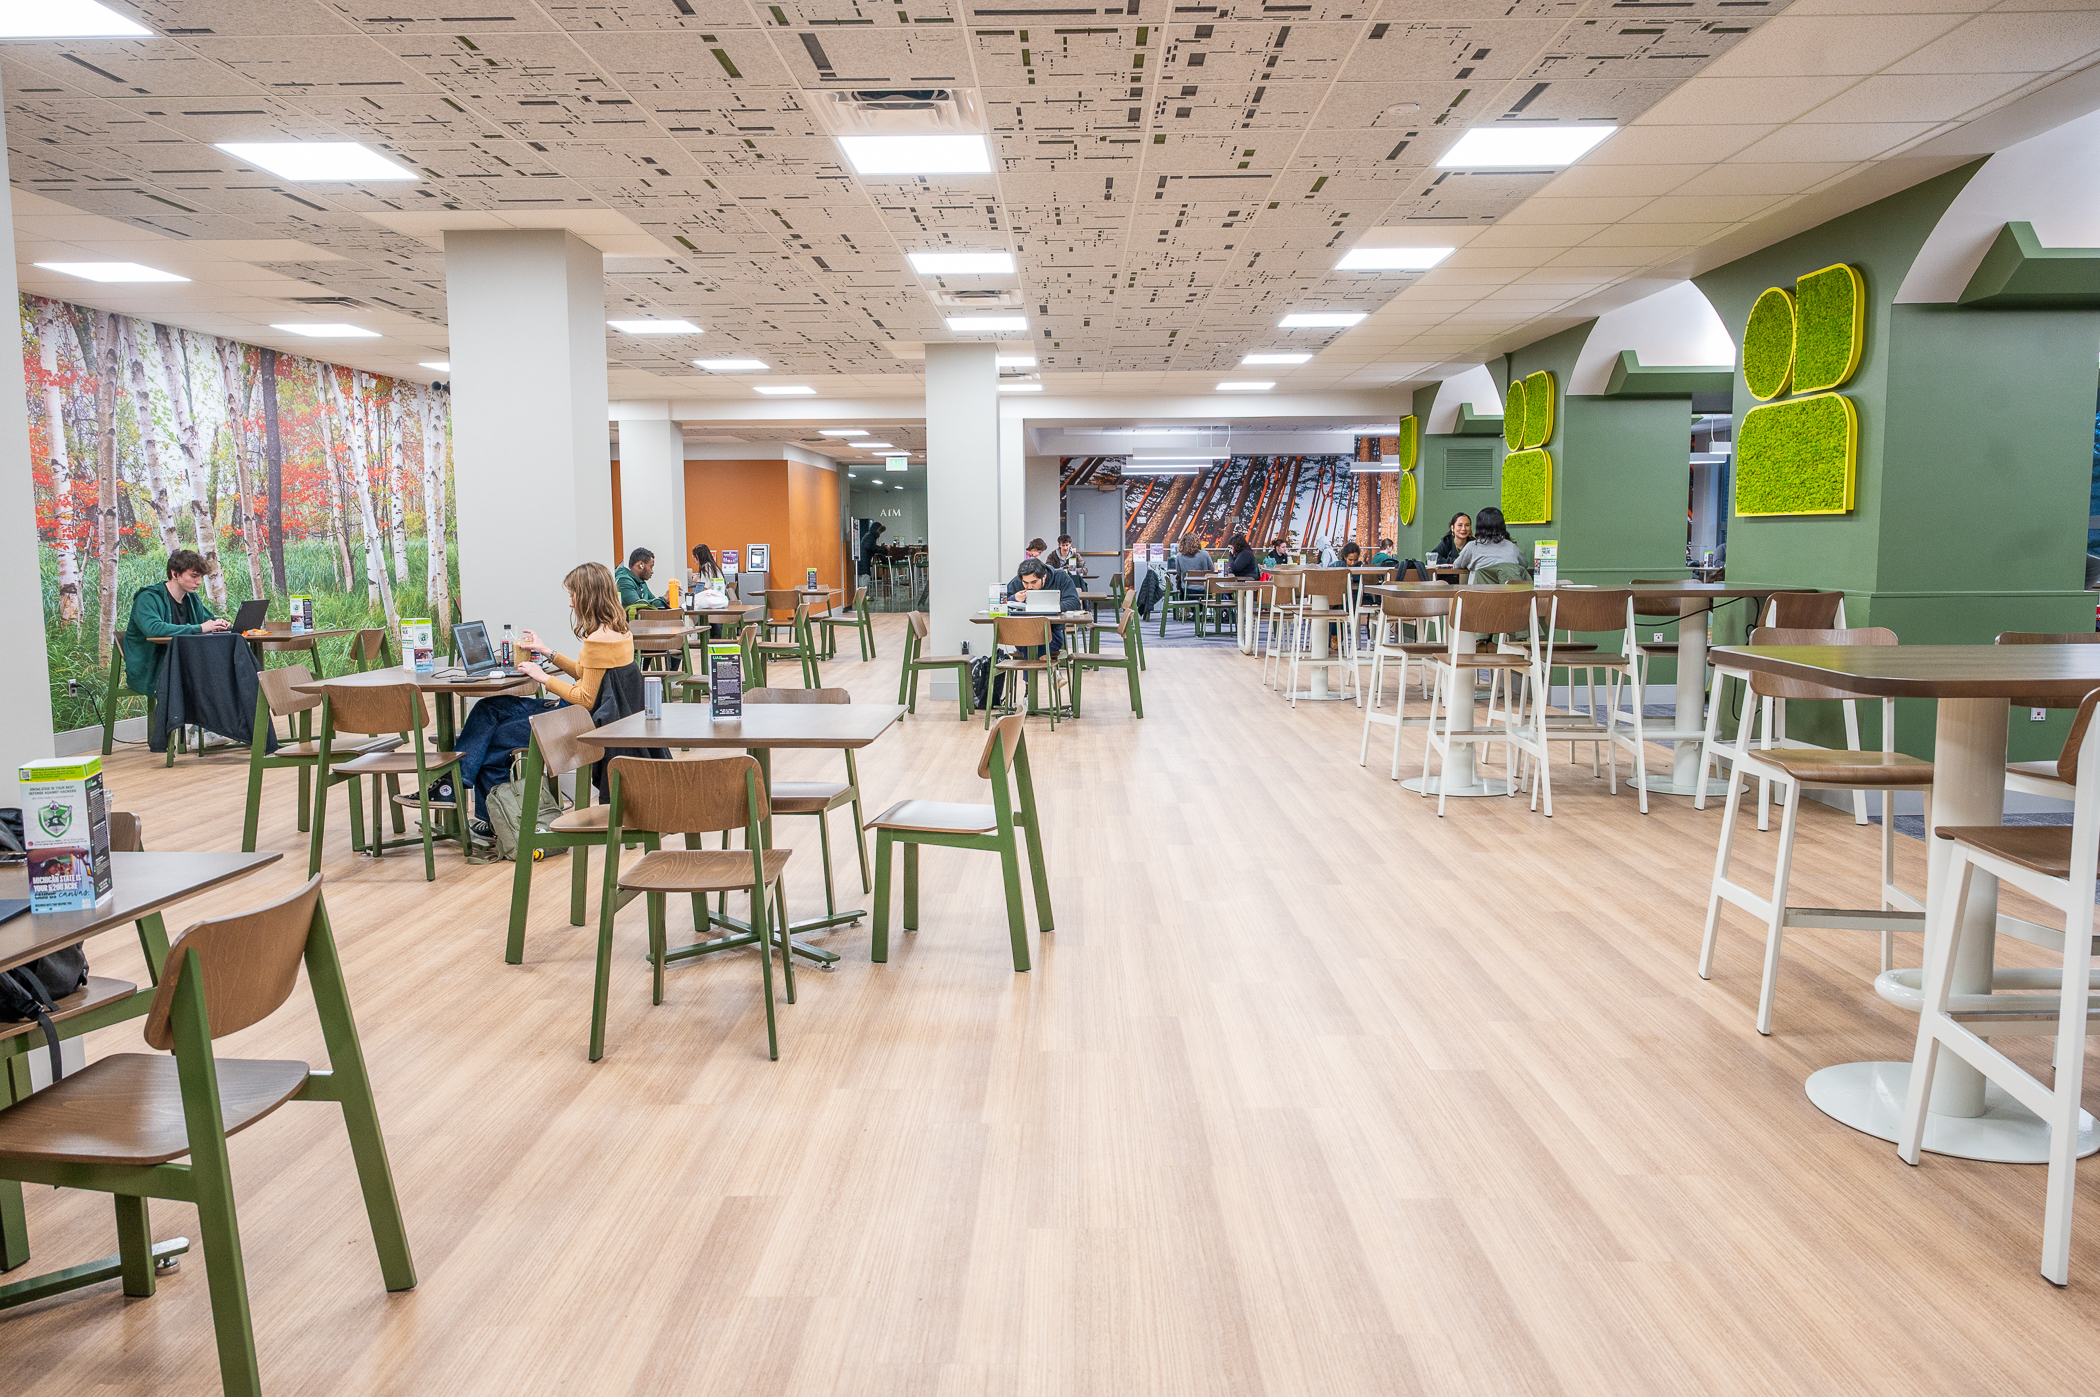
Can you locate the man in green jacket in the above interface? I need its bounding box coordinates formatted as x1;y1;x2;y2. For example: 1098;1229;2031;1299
615;547;667;611
123;548;232;696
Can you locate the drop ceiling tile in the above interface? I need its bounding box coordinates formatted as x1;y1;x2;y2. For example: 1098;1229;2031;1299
1583;124;1778;165
1800;71;2039;123
1889;10;2100;73
1695;14;1972;78
1468;224;1606;249
1585;221;1724;246
1624;194;1784;223
1536;164;1706;199
1730;122;1937;163
1499;196;1654;225
1673;161;1860;196
1634;76;1862;127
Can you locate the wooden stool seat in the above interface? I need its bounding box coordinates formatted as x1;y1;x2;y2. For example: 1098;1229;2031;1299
1756;747;1935;786
618;847;794;894
767;779;855;814
0;1053;309;1166
272;735;399;761
996;656;1052;671
867;799;999;835
0;976;138;1041
334;748;464;776
917;651;972;666
1931;824;2086;879
548;803;612;833
2007;759;2072;789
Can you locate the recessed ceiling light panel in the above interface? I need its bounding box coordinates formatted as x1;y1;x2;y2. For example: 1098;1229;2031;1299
908;251;1014;274
34;262;188;283
419;361;450;371
819;428;868;437
695;358;767;371
1335;246;1454;271
609;318;701;335
839;135;992;176
753;385;817;395
1216;381;1274;392
1436;126;1616;169
271;322;380;338
859;442;897;450
215;141;416;181
1278;312;1366;329
946;315;1028;332
1240;353;1311;366
996;354;1037;368
998;382;1044;392
0;1;149;37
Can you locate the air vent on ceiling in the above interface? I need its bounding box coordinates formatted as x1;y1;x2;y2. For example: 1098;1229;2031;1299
283;295;366;309
1443;447;1495;490
931;288;1023;308
815;88;984;137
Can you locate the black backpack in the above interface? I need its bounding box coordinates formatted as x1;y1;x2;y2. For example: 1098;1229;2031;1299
1;947;89;1083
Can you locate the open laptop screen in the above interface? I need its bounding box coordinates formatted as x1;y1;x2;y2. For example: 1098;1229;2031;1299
454;621;493;670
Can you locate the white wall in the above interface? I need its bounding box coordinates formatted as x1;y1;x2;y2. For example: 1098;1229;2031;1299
1899;107;2100;303
1568;281;1737;396
1024;455;1061;548
0;69;55;801
1425;365;1504;434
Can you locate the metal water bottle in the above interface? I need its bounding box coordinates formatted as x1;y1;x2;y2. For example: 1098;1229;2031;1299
501;624;513;665
644;674;663;720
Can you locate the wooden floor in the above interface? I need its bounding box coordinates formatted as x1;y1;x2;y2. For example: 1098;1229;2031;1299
9;612;2100;1394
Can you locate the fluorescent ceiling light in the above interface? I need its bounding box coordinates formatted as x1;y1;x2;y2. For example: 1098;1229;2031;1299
0;1;150;38
996;354;1036;368
839;134;993;176
754;385;816;395
1436;125;1616;169
419;361;450;372
947;315;1027;332
695;358;766;371
271;323;380;338
34;262;188;283
859;442;897;450
847;473;857;478
1122;465;1204;475
819;428;867;437
1279;312;1366;329
1240;353;1310;366
908;251;1014;274
999;383;1043;392
215;141;416;182
1216;381;1274;392
609;318;700;334
1133;455;1227;463
1335;246;1454;272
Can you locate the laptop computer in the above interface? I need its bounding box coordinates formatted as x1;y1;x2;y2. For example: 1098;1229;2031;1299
1017;588;1065;615
438;620;530;680
231;598;270;632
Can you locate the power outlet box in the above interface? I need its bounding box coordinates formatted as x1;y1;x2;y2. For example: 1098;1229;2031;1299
2032;707;2048;722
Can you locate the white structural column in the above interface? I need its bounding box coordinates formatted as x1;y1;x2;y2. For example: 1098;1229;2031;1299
0;70;55;799
1023;454;1061;549
612;402;686;579
925;343;1003;657
444;230;612;646
998;411;1026;561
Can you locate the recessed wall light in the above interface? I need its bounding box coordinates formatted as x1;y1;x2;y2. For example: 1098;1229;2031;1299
754;385;817;395
947;315;1028;333
0;1;149;38
1335;246;1454;271
215;142;416;182
847;473;857;479
695;357;766;371
1216;381;1274;392
419;361;450;371
1436;126;1616;168
819;429;868;437
609;319;701;335
908;251;1015;274
271;323;380;338
33;262;188;283
1240;353;1311;366
1278;312;1366;329
839;135;993;176
996;354;1037;368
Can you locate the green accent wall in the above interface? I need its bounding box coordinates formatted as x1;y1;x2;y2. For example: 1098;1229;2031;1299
1409;381;1503;566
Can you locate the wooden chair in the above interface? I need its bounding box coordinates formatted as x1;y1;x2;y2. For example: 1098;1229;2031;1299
898;611;974;721
750;602;820;688
308;682;465;881
595;754;793;1062
761;589;803;643
987;615;1069;731
866;715;1052;973
1517;589;1650;817
1896;688;2100;1286
1259;572;1309;691
1698;591;1851;825
241;666;397;853
744;687;872;919
1420;588;1545;817
813;586;876;661
0;875;414;1395
631;609;689;676
1359;591;1451;779
1283;569;1359;708
1699;626;1932;1034
504;705;654;965
1067;605;1144;718
1998;631;2100;803
349;627;393;672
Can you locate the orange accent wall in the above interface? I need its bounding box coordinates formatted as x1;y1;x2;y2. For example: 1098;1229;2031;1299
786;458;846;593
667;459;846;589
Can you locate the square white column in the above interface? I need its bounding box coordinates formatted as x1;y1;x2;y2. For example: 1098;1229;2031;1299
925;343;1002;656
0;69;56;794
612;405;687;585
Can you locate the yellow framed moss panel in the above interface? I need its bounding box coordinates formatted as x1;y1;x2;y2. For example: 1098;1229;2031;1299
1502;378;1527;450
1791;262;1865;394
1742;286;1796;401
1501;448;1552;524
1396;469;1417;526
1734;392;1857;517
1395;414;1419;471
1520;370;1554;449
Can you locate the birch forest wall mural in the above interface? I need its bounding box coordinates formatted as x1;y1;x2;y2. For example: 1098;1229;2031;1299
21;293;456;732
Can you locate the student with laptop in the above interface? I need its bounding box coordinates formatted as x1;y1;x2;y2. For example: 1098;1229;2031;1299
121;548;232;699
1000;557;1083;658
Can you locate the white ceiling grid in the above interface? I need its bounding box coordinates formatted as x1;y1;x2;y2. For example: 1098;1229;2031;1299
6;2;2100;401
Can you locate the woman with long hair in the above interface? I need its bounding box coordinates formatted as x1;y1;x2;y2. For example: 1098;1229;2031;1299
691;542;724;585
1430;512;1472;565
519;561;635;710
1452;506;1522;580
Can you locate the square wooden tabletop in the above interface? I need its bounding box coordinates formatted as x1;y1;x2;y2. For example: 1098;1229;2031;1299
1;850;282;974
292;665;537;697
1713;644;2100;700
575;703;906;750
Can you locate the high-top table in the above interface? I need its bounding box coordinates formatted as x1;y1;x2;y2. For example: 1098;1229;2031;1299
1714;643;2100;1164
1363;582;1522;796
1260;567;1396;701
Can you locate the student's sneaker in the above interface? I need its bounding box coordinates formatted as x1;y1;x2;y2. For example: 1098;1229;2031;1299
423;777;456;805
467;816;493;842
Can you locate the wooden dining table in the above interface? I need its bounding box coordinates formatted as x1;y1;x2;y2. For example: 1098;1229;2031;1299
1714;643;2100;1164
1262;567;1397;701
294;665;536;751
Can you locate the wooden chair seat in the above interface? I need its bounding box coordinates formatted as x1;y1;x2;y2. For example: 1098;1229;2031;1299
335;748;464;776
767;779;855;814
617;847;793;893
274;735;400;760
1448;653;1533;671
1752;747;1934;786
0;1053;309;1166
996;657;1053;671
548;803;612;833
917;651;972;666
0;976;138;1041
866;799;999;835
1933;825;2087;879
2008;759;2071;788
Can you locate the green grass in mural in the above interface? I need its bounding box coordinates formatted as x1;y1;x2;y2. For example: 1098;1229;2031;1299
1395;414;1419;471
1396;469;1417;525
1521;370;1555;448
41;541;458;733
1502;378;1527;450
1734;393;1856;517
1792;263;1865;393
1742;286;1796;401
1501;448;1553;524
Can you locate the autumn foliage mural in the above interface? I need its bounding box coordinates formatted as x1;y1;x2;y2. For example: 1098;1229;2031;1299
21;293;456;732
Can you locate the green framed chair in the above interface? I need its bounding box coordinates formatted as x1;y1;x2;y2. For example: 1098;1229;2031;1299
504;705;654;965
594;754;794;1062
308;681;465;881
1158;571;1210;637
750;602;820;688
1068;605;1145;719
241;666;399;853
986;615;1069;732
0;875;414;1397
813;586;875;661
744;688;871;920
866;715;1052;973
761;588;802;642
349;627;394;672
898;611;974;721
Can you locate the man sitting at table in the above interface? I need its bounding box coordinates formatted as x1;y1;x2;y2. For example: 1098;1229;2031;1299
615;547;667;611
122;548;232;698
1002;557;1084;656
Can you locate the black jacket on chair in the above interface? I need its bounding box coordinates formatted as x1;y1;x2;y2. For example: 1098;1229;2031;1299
589;662;671;800
152;633;275;754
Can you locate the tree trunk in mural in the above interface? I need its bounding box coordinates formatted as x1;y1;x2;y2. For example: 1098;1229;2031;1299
260;347;287;594
215;339;268;601
327;368;396;627
36;300;84;628
317;410;350;587
153;323;226;606
420;389;452;627
121;319;182;556
92;312;123;665
384;385;409;590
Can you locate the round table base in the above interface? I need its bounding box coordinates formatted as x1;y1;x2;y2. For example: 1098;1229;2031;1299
1805;1060;2098;1164
1631;773;1733;798
1400;776;1514;798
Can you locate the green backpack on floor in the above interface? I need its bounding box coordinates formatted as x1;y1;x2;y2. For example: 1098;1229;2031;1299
484;754;566;862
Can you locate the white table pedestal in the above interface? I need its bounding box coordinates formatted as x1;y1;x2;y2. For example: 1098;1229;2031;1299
1634;599;1731;797
1283;594;1351;702
1401;626;1512;797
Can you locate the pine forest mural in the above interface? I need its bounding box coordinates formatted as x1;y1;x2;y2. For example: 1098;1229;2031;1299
21;293;456;731
1061;454;1402;554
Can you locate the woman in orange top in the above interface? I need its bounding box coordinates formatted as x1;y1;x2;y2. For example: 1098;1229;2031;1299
518;561;635;709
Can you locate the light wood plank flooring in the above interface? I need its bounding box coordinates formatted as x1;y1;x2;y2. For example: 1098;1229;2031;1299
7;612;2100;1394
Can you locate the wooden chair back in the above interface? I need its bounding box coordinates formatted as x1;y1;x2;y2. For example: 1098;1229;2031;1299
634;608;681;622
764;589;800;618
610;753;765;833
1401;566;1424;582
2056;687;2100;783
351;628;389;665
978;715;1027;780
745;687;849;705
259;664;322;717
1302;569;1350;604
1744;626;1898;701
529;704;600;779
143;874;323;1050
108;811;143;852
907;611;931;641
1763;591;1844;628
327;682;427;737
1542;588;1633;634
994;616;1053;649
1380;592;1451;619
1450;588;1536;636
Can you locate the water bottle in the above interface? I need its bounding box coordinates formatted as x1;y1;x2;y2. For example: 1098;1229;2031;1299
644;674;663;720
501;623;513;665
